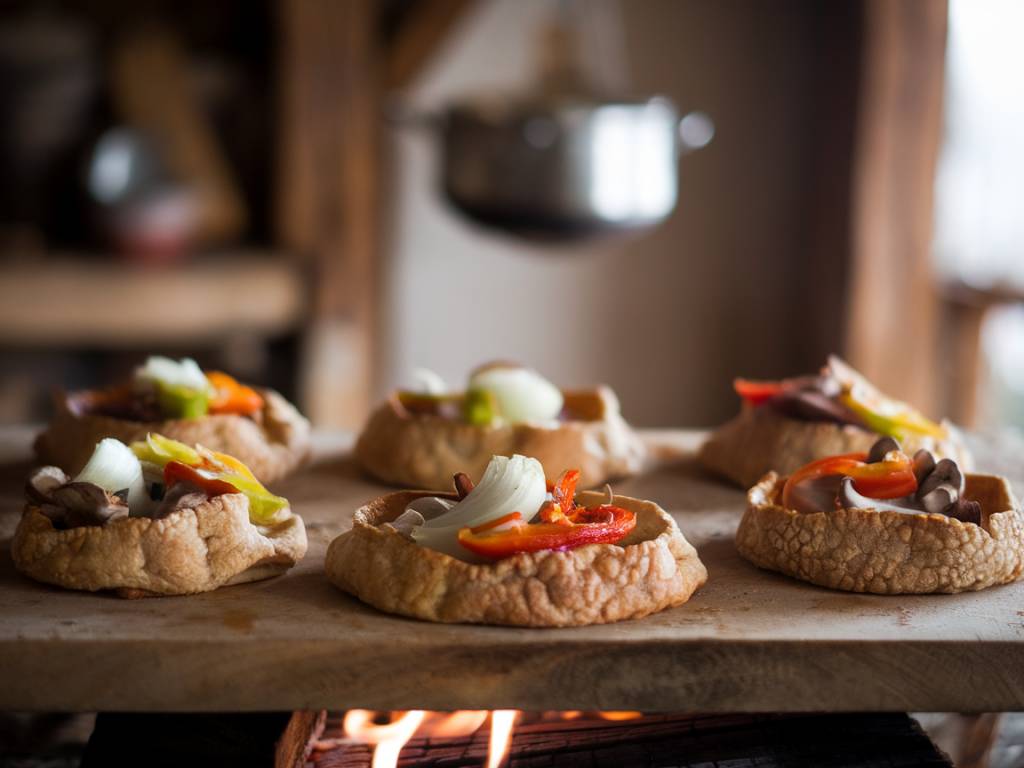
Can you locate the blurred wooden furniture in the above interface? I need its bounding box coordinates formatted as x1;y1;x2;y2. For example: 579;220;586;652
0;253;303;347
0;0;476;428
942;281;1024;428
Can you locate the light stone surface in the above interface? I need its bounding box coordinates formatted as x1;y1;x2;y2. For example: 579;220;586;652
1;426;1023;712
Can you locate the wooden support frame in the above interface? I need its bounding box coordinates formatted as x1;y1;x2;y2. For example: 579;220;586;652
844;0;948;413
277;0;380;428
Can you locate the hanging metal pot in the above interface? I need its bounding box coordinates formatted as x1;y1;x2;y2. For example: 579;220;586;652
434;93;713;239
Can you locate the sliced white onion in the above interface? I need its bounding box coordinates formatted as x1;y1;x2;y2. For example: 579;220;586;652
135;356;211;393
468;366;563;424
838;478;920;515
410;454;546;561
74;438;148;512
412;367;447;395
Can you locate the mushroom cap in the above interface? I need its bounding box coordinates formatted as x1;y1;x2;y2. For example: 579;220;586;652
11;494;307;596
34;387;311;484
325;490;707;627
354;386;646;490
737;472;1024;594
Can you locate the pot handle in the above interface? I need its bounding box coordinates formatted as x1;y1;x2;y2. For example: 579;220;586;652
678;111;715;155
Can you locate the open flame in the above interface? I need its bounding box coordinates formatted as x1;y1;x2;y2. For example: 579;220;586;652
486;710;518;768
335;709;643;767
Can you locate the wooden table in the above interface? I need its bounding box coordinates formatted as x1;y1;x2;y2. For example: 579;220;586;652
1;427;1023;713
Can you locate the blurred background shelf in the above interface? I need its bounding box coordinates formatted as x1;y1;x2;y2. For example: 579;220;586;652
0;252;307;347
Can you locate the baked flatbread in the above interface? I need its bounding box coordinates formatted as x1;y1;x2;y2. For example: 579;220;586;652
326;489;706;627
737;471;1024;594
355;387;645;490
35;388;311;484
12;494;307;597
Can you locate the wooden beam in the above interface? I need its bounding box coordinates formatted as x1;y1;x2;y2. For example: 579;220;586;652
276;0;380;428
386;0;475;91
844;0;948;413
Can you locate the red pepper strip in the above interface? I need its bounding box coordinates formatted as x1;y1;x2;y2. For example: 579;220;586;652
207;371;264;416
551;469;580;514
163;460;239;498
781;451;918;511
538;501;569;525
467;511;523;534
733;378;785;406
457;504;636;560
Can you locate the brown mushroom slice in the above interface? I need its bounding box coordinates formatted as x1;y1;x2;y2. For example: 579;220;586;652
49;482;130;527
25;466;71;505
866;437;902;464
912;449;936;484
152;483;209;519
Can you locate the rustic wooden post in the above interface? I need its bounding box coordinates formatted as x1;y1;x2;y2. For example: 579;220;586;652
277;0;380;428
845;0;948;413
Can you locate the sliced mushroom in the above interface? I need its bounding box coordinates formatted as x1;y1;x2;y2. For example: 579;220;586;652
387;509;427;539
867;437;902;464
769;389;866;428
25;466;70;505
152;483;208;519
49;482;130;527
404;496;456;522
916;458;964;515
453;472;475;500
912;449;936;485
945;498;982;526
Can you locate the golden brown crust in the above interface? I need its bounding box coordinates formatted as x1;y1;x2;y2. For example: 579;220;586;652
11;494;307;596
34;388;311;484
698;406;973;489
354;387;646;490
736;472;1024;594
325;490;707;627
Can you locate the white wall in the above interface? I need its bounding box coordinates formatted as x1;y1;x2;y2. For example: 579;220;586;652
382;0;823;427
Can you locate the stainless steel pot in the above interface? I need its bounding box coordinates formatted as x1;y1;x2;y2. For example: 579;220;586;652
431;94;713;239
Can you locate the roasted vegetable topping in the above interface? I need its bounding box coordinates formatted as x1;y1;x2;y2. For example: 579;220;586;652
733;356;948;440
27;434;289;529
131;433;289;525
784;437;981;524
206;371;264;416
396;363;565;427
397;458;636;562
456;467;636;560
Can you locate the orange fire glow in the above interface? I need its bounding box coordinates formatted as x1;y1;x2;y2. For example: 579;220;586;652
597;711;643;721
338;709;643;767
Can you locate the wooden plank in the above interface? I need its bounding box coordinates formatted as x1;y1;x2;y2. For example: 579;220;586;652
845;0;948;414
276;0;379;429
0;255;306;346
1;428;1023;713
